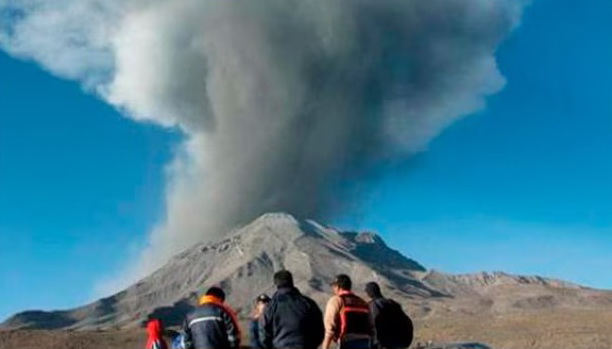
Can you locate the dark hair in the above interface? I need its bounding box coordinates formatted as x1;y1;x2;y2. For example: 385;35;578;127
365;282;383;298
206;286;226;301
256;294;271;303
274;270;294;288
332;274;352;291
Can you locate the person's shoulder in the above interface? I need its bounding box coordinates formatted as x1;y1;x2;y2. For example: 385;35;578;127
300;294;320;306
372;297;391;307
326;295;342;307
267;292;283;306
386;298;402;307
354;293;368;302
197;302;227;316
326;294;339;302
383;298;408;315
219;303;238;315
341;292;366;303
302;293;317;302
370;297;390;309
185;306;206;320
262;299;277;316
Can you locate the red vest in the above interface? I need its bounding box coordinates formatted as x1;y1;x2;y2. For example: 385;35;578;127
338;292;371;340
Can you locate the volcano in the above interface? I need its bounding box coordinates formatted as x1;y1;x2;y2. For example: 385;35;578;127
4;213;612;331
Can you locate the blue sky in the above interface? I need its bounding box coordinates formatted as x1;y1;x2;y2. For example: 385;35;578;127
0;54;177;319
1;0;612;321
340;0;612;285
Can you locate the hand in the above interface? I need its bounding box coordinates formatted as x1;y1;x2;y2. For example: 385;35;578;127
322;334;334;349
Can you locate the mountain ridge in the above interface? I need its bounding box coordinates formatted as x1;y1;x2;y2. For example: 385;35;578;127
3;212;611;331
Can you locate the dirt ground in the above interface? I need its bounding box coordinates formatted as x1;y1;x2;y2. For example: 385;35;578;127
2;310;612;349
414;310;612;349
0;329;144;349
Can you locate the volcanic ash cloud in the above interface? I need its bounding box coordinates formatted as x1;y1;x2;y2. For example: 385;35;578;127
0;0;526;287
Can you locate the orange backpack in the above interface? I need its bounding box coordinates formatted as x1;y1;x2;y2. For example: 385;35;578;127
338;293;372;340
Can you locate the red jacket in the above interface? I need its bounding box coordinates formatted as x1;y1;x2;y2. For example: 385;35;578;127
146;318;168;349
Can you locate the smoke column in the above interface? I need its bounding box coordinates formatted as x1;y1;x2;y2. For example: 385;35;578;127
1;0;525;286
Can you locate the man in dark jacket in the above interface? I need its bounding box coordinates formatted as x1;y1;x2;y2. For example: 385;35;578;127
183;287;241;349
260;270;325;349
365;282;413;349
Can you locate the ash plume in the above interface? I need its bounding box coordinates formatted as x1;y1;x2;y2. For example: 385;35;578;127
1;0;525;287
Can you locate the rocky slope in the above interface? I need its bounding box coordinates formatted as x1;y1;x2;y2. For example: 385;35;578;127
3;213;612;331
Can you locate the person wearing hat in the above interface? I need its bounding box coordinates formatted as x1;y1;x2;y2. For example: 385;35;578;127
260;270;325;349
182;286;241;349
322;275;374;349
365;282;413;349
249;294;271;349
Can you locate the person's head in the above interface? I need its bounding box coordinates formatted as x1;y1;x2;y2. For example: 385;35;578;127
331;274;352;295
254;294;271;315
145;316;164;335
365;282;383;299
256;293;271;305
142;315;159;329
274;270;294;289
206;286;226;302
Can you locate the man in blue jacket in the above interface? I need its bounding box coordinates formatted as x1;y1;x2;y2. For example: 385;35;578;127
183;287;241;349
260;270;325;349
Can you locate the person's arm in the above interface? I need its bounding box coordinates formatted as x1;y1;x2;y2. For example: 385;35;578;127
369;301;380;324
182;318;193;349
310;299;325;348
368;301;379;347
322;332;335;349
222;309;241;349
368;301;378;338
259;303;274;349
322;296;341;349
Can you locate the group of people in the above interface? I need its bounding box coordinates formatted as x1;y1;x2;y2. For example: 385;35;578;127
146;270;413;349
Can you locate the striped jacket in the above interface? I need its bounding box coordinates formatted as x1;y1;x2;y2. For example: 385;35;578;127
183;295;241;349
